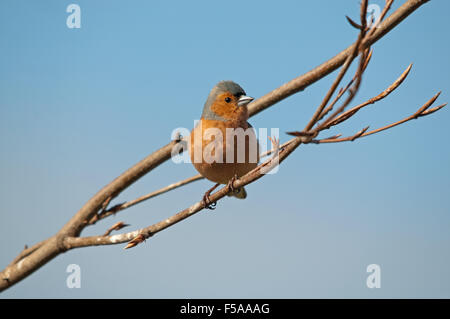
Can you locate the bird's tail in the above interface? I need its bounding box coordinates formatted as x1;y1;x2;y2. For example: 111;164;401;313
227;187;247;199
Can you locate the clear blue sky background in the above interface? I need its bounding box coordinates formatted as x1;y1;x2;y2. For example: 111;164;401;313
1;0;449;298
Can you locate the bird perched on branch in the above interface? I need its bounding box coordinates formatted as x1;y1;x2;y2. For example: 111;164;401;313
190;81;259;209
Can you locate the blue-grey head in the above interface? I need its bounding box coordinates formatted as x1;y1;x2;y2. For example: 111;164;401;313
201;81;254;120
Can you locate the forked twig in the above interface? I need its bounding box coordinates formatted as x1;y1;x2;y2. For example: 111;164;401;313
325;63;413;129
315;93;445;143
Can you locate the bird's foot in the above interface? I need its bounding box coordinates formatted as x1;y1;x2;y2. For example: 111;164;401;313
202;193;216;210
226;174;239;194
202;183;220;210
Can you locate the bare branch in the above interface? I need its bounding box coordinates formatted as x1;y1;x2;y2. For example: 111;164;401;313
316;46;370;132
346;16;363;30
8;239;49;267
89;138;295;225
89;174;204;225
316;94;445;144
326;63;413;128
103;222;130;237
247;0;430;118
304;36;363;131
64;136;304;250
0;0;435;292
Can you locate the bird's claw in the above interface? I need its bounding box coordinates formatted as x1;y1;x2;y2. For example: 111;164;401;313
227;174;239;194
202;183;220;210
202;193;216;210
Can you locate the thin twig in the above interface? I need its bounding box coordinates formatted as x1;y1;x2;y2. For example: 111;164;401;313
0;0;435;292
103;221;130;237
64;136;304;250
325;63;413;129
307;0;370;132
316;94;445;143
89;174;204;224
90;138;295;224
304;39;362;131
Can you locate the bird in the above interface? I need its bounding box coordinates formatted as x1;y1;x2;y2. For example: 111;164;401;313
190;81;259;209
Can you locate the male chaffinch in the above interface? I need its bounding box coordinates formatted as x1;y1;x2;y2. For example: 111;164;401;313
190;81;259;209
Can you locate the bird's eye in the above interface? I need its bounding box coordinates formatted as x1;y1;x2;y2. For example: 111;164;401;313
225;97;232;103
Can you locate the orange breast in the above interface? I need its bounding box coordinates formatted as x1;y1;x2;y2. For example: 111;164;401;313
190;118;259;184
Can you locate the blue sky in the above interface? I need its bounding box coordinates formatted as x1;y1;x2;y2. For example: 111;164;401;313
1;0;449;298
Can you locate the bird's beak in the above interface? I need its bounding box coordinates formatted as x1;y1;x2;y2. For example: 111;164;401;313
237;95;254;106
